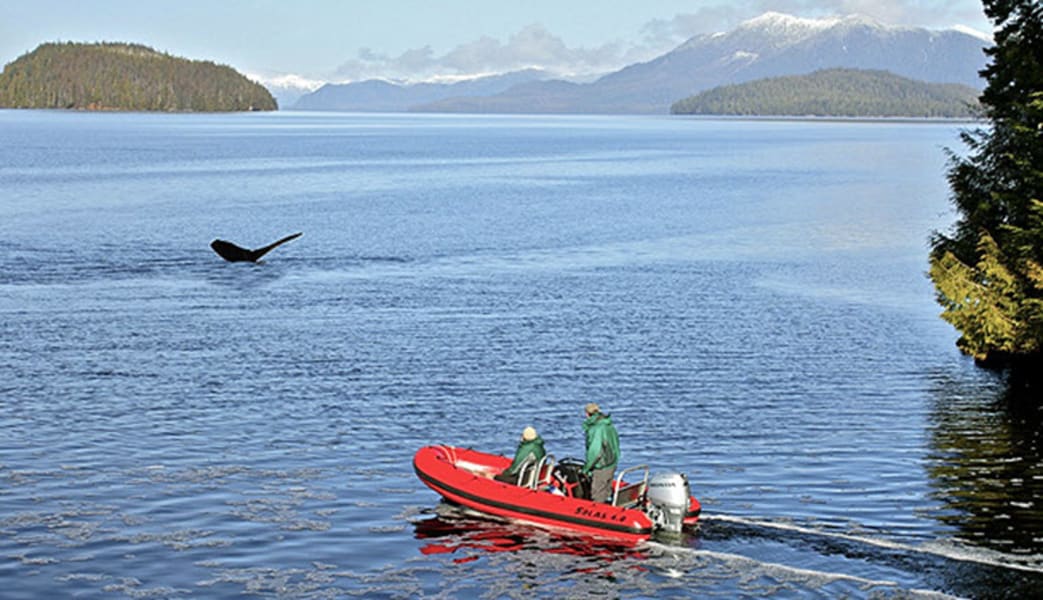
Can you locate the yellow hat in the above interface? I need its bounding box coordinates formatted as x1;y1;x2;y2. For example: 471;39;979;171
584;402;600;416
521;426;537;441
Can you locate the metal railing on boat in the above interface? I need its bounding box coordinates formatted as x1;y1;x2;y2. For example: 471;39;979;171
611;464;649;508
517;453;556;489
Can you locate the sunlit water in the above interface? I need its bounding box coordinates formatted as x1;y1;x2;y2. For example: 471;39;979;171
1;110;1041;598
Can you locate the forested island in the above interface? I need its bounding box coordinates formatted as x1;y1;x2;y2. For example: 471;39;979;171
0;42;276;112
671;68;980;118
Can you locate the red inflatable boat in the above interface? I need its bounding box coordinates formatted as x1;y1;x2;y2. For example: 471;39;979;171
413;445;700;543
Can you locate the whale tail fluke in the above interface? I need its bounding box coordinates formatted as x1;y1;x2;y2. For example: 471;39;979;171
210;232;302;262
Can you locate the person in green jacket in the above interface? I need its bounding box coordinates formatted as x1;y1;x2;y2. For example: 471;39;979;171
582;403;620;503
495;426;546;484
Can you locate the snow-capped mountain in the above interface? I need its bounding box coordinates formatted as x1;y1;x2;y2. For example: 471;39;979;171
248;73;324;108
415;12;991;114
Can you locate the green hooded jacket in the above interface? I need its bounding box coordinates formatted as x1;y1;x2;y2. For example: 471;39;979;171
503;436;546;477
582;412;619;474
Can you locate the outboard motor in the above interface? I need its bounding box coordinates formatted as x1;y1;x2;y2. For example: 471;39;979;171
645;473;691;533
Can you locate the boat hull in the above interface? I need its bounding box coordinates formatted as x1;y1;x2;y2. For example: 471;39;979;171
413;445;700;542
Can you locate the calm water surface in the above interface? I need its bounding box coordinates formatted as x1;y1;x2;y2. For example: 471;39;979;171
1;111;1041;598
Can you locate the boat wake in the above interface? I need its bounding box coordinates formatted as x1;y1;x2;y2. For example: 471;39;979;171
701;513;1043;575
644;543;955;599
410;506;1043;598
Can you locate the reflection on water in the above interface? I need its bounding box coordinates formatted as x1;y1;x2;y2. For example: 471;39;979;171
414;503;649;562
926;370;1043;564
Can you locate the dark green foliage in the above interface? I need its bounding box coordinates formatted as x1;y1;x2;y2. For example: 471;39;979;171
670;68;981;118
929;0;1043;368
0;42;276;112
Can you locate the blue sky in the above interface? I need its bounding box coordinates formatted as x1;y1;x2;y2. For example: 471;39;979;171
0;1;992;85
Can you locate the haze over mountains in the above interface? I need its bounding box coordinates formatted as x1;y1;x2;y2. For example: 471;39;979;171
289;12;991;114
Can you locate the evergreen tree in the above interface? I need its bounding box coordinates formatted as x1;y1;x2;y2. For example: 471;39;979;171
929;0;1043;369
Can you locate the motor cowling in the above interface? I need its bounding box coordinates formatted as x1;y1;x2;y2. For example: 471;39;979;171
645;473;690;533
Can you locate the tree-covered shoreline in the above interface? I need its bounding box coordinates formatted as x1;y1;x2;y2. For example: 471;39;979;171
0;42;276;112
929;0;1043;378
671;68;981;118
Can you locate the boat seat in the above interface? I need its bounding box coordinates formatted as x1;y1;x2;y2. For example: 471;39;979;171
509;456;537;487
610;465;651;508
612;481;647;508
535;454;556;489
518;454;556;490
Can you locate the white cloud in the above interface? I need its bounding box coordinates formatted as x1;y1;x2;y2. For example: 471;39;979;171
640;5;750;41
332;23;651;83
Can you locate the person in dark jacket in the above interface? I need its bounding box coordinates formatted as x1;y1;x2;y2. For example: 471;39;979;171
581;403;620;503
495;426;546;484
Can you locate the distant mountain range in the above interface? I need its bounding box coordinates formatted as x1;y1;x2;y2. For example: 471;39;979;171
291;12;990;114
292;69;552;112
671;68;981;118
